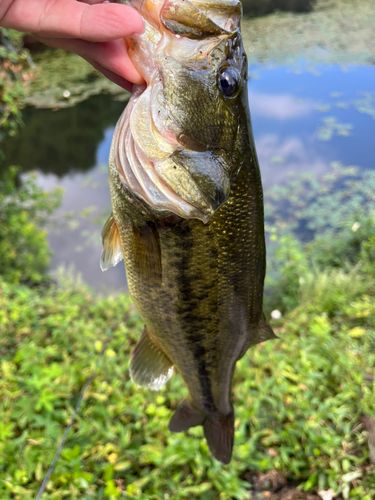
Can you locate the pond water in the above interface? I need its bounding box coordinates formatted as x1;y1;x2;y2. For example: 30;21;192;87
1;62;375;291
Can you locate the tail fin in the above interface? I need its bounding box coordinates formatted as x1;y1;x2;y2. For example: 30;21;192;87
168;399;205;432
168;399;234;464
204;413;234;465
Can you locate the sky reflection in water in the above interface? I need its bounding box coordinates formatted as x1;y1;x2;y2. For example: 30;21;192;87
2;63;375;290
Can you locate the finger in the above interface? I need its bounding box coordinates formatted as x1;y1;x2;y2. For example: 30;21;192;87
36;36;145;86
85;60;134;91
77;0;108;4
2;0;144;41
77;0;115;4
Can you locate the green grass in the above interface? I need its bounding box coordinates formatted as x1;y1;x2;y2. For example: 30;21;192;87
1;262;375;499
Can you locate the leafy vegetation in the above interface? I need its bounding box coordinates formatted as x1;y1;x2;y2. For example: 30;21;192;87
24;49;129;109
264;163;375;313
0;168;61;285
0;28;30;148
1;259;375;499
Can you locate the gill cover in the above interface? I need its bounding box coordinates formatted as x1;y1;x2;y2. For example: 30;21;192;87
111;0;246;222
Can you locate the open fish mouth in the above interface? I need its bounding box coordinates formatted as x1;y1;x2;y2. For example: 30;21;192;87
111;0;245;222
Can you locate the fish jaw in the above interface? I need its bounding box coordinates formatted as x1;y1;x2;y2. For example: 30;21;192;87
112;0;248;222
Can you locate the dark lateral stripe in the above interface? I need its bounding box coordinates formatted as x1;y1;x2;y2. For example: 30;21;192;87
175;222;216;413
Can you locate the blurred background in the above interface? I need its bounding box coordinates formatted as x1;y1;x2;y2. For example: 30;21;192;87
1;1;375;499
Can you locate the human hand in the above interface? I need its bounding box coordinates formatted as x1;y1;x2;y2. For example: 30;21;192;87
0;0;145;90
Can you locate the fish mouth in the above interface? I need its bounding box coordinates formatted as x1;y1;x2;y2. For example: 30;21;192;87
109;0;244;222
111;84;232;223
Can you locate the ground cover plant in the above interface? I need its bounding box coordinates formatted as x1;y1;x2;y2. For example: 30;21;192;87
0;168;61;285
264;163;375;313
1;164;375;499
0;28;29;147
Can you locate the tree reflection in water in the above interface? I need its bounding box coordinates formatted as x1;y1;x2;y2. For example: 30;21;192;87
0;94;125;177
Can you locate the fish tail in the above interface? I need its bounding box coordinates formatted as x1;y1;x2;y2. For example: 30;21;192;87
203;412;234;465
169;400;234;464
168;399;205;432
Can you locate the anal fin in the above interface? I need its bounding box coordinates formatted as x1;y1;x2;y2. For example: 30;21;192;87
100;213;123;271
129;328;173;391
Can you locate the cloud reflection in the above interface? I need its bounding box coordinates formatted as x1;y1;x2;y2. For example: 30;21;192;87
249;92;314;119
256;134;330;189
33;170;127;292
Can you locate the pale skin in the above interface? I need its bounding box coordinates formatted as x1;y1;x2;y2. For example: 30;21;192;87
0;0;145;90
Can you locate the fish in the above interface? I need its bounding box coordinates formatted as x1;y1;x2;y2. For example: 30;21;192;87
101;0;275;464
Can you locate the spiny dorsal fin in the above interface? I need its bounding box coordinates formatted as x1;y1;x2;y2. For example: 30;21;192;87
100;213;123;271
129;328;173;391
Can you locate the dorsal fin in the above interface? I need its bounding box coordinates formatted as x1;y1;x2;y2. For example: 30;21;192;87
100;213;123;271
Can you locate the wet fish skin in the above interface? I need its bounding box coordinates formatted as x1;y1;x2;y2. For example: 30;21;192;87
102;0;275;464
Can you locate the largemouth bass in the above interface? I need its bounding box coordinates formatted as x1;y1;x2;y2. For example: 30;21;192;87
102;0;275;464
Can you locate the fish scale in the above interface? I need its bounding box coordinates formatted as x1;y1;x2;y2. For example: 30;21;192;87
102;0;276;463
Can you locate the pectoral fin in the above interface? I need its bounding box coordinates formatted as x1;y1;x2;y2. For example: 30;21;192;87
129;328;173;391
100;213;123;271
131;222;162;285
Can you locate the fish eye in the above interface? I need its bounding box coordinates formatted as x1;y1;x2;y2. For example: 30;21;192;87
218;68;239;98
